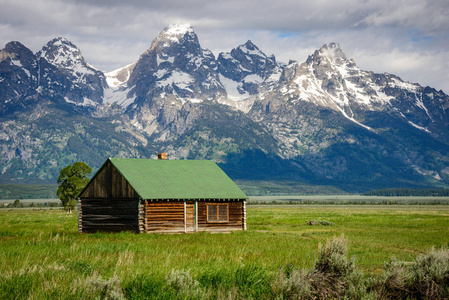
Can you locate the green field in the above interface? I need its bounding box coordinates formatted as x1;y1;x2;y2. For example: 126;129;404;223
1;205;448;299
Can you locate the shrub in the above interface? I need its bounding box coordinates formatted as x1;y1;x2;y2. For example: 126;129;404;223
273;234;368;299
88;274;125;300
378;247;449;299
310;234;366;299
314;234;355;277
166;269;205;299
272;268;312;299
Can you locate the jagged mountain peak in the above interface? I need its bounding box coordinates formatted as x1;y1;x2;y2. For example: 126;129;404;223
150;23;198;51
125;23;225;114
219;40;278;74
238;40;260;52
319;42;346;58
306;42;349;66
0;41;35;65
162;23;194;39
0;40;38;113
243;40;257;48
31;37;107;108
274;42;394;129
233;40;270;59
47;36;72;45
38;37;85;69
3;41;29;54
217;40;282;101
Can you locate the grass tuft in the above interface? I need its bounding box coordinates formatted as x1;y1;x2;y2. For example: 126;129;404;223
305;219;334;226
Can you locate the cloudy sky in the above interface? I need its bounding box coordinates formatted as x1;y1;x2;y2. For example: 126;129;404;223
1;0;448;93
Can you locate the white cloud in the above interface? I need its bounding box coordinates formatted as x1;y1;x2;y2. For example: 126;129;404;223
360;0;449;33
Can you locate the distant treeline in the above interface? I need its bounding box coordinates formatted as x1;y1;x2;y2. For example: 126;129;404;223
363;188;449;197
0;184;58;199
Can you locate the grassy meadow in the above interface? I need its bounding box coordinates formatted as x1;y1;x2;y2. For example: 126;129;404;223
1;204;448;299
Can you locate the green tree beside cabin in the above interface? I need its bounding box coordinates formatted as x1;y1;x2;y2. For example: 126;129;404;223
57;162;92;213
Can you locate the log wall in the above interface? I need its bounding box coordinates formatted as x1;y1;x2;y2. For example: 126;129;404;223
145;201;194;233
143;200;245;233
79;198;139;233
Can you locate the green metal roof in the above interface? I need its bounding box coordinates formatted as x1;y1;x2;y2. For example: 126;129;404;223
109;158;247;200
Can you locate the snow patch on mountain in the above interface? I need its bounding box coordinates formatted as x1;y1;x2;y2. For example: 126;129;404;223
409;120;431;133
414;94;432;119
157;54;174;66
64;97;96;107
370;84;395;103
390;77;419;92
154;69;168;79
266;69;282;83
219;74;250;101
105;64;133;88
103;87;135;108
10;59;22;68
157;71;194;90
244;74;264;84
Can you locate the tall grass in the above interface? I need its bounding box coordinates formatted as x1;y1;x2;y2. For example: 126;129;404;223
0;205;448;299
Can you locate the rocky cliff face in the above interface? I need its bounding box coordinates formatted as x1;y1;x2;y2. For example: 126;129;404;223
0;25;448;191
0;41;39;114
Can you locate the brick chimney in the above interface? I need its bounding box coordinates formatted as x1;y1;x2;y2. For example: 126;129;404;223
157;153;168;160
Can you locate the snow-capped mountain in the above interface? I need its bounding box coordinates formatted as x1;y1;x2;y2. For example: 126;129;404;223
36;37;106;107
270;42;449;141
217;40;283;100
0;37;107;115
0;24;448;191
127;24;225;105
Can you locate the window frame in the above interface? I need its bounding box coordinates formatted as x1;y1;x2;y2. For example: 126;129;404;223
206;203;229;223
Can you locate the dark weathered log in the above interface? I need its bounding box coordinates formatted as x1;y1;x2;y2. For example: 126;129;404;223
82;220;138;226
82;226;139;233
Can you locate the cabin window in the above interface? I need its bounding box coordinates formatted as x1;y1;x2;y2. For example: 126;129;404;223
207;204;228;223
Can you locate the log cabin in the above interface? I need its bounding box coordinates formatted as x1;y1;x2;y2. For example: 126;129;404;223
78;155;247;233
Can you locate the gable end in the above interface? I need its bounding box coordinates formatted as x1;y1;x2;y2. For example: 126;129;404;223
79;159;139;199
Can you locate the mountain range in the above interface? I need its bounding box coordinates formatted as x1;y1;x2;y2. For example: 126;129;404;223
1;23;448;192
